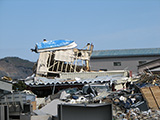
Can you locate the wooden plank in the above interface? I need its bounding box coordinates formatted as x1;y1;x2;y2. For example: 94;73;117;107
31;101;36;110
56;61;60;71
65;62;68;72
141;87;150;94
144;97;157;109
61;61;64;72
150;86;160;109
141;87;158;109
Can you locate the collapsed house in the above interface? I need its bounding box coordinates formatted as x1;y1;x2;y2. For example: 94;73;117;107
26;39;130;97
34;40;94;78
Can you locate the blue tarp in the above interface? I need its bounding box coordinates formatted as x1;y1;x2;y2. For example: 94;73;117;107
36;40;75;50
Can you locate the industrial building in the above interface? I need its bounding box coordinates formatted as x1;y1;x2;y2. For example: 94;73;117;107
90;48;160;74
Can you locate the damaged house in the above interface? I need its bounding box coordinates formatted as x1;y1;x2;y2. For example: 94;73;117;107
26;40;129;97
35;40;94;78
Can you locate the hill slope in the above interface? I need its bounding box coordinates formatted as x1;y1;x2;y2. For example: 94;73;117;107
0;57;34;79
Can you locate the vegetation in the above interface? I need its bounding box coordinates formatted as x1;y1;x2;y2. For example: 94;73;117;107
13;80;27;91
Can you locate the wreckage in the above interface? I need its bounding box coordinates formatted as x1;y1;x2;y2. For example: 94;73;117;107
2;39;160;120
26;39;130;97
34;39;93;77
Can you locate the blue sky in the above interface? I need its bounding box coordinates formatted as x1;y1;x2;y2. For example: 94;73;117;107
0;0;160;61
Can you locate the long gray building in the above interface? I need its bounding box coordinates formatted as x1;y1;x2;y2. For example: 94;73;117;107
90;48;160;74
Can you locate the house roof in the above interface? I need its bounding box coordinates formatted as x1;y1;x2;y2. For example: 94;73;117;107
25;74;126;86
91;48;160;58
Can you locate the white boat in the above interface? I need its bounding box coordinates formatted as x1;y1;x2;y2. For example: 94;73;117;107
36;39;77;52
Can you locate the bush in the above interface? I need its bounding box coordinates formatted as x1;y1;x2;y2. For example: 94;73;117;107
13;81;27;91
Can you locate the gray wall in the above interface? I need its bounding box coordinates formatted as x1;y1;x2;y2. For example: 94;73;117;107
90;56;160;74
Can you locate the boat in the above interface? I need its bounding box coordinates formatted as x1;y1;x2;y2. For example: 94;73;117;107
35;39;77;52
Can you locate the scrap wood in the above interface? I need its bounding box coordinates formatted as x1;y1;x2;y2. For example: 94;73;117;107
150;86;160;109
140;86;160;110
140;87;158;109
136;73;160;85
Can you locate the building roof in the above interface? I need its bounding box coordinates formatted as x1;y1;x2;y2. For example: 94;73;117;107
25;76;111;86
91;48;160;58
25;74;127;86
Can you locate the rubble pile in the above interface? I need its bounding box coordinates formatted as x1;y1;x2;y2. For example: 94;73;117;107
113;108;160;120
2;39;160;120
107;91;144;110
135;73;160;88
38;81;160;120
110;73;160;120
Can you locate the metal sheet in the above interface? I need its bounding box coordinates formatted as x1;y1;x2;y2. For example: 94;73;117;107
58;104;112;120
0;80;12;92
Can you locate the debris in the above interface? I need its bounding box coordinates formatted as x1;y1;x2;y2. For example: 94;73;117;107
40;99;65;116
140;86;160;110
135;72;160;88
60;90;70;100
2;39;160;119
0;91;37;119
1;76;12;81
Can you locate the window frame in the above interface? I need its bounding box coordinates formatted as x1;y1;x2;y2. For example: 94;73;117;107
113;62;121;66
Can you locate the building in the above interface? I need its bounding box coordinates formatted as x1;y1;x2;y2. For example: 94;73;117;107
90;48;160;74
27;40;130;97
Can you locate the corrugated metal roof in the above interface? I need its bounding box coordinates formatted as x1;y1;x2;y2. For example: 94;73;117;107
91;48;160;58
25;74;127;86
26;76;111;86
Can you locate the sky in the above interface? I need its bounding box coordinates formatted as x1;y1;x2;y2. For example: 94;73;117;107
0;0;160;62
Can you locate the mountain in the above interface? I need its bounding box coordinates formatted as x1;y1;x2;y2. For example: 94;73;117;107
0;57;35;79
